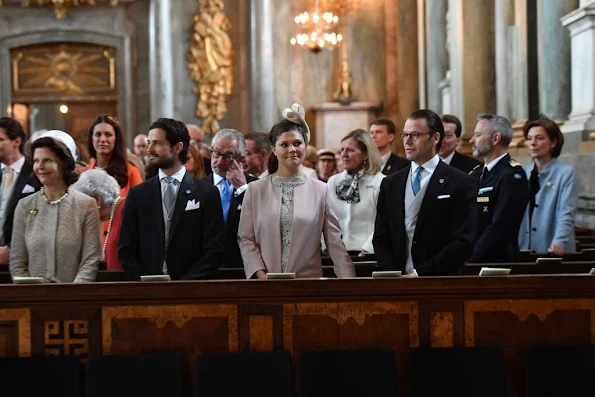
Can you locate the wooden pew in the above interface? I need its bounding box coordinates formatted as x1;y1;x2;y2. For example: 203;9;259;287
460;260;595;275
0;262;379;284
1;275;595;396
519;248;595;262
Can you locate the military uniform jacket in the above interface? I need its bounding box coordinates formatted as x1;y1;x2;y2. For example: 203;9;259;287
468;154;529;263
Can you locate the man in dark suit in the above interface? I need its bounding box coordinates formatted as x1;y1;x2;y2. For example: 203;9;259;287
468;113;529;263
369;118;409;175
204;129;257;268
0;118;40;264
440;114;482;173
373;109;476;276
119;118;224;280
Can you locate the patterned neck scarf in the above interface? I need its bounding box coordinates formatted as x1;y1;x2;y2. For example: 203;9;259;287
335;169;364;203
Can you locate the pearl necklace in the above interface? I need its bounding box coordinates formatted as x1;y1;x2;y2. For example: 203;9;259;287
102;196;120;261
41;187;70;205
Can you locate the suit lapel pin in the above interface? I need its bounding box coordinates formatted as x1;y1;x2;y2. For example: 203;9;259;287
439;178;444;184
386;165;392;171
186;189;191;194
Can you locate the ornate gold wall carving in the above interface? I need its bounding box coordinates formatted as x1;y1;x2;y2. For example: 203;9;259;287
11;43;116;102
187;0;233;134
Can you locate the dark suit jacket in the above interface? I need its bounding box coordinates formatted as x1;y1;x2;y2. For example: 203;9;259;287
1;160;40;247
118;171;225;280
468;154;529;263
449;151;482;174
203;173;258;268
382;153;410;176
373;160;477;275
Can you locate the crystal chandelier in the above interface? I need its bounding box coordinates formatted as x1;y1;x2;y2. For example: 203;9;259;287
290;0;342;53
0;0;119;20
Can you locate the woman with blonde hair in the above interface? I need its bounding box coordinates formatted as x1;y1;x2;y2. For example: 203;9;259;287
326;129;385;256
238;103;354;279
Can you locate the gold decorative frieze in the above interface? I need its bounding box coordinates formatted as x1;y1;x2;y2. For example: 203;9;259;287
0;0;119;20
187;0;234;134
11;43;116;101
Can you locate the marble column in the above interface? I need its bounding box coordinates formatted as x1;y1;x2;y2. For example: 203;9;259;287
495;0;514;119
448;0;496;143
509;0;539;124
561;2;595;152
425;0;448;113
149;0;174;119
537;0;577;120
249;0;276;133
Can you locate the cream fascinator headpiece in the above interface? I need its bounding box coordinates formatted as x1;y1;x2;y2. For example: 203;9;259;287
282;103;310;144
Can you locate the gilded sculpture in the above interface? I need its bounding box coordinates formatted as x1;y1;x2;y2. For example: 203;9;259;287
187;0;234;135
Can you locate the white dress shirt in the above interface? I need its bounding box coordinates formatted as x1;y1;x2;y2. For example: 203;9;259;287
410;155;440;192
0;156;25;244
485;152;509;171
440;150;456;165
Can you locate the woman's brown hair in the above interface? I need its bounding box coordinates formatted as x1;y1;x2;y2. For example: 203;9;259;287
87;115;129;188
523;117;564;158
186;145;206;178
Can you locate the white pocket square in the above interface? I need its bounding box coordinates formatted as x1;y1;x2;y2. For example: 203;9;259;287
437;194;451;199
184;199;200;211
21;184;35;194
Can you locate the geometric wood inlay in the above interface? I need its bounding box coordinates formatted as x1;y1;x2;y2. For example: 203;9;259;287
102;304;239;355
44;320;89;357
0;309;31;357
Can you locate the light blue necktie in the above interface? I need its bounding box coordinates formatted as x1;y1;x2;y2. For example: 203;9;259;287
412;166;423;196
220;178;231;223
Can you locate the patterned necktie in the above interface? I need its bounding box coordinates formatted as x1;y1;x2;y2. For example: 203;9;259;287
412;166;423;196
220;178;231;223
163;176;176;215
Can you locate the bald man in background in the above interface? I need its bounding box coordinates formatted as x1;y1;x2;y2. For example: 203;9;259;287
133;134;150;168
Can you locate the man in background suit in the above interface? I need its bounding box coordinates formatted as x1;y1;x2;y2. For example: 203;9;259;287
204;129;257;268
373;109;476;276
242;132;270;179
468;113;529;263
440;114;482;173
0;118;40;264
369;118;409;175
119;118;224;280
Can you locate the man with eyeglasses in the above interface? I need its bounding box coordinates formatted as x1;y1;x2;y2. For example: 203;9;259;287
467;114;529;263
203;129;257;268
373;109;476;276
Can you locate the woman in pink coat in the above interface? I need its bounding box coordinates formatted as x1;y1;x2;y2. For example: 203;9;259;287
238;104;355;279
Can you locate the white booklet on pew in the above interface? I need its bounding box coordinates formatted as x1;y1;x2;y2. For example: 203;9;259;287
266;273;296;280
479;267;511;276
372;271;402;278
588;268;595;275
140;275;171;282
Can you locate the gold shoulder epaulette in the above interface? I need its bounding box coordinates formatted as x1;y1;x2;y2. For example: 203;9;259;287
469;164;481;174
509;160;522;167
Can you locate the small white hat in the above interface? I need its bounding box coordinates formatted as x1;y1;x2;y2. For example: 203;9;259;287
39;130;78;162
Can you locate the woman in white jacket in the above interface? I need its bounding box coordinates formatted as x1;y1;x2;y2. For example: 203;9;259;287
327;129;385;256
